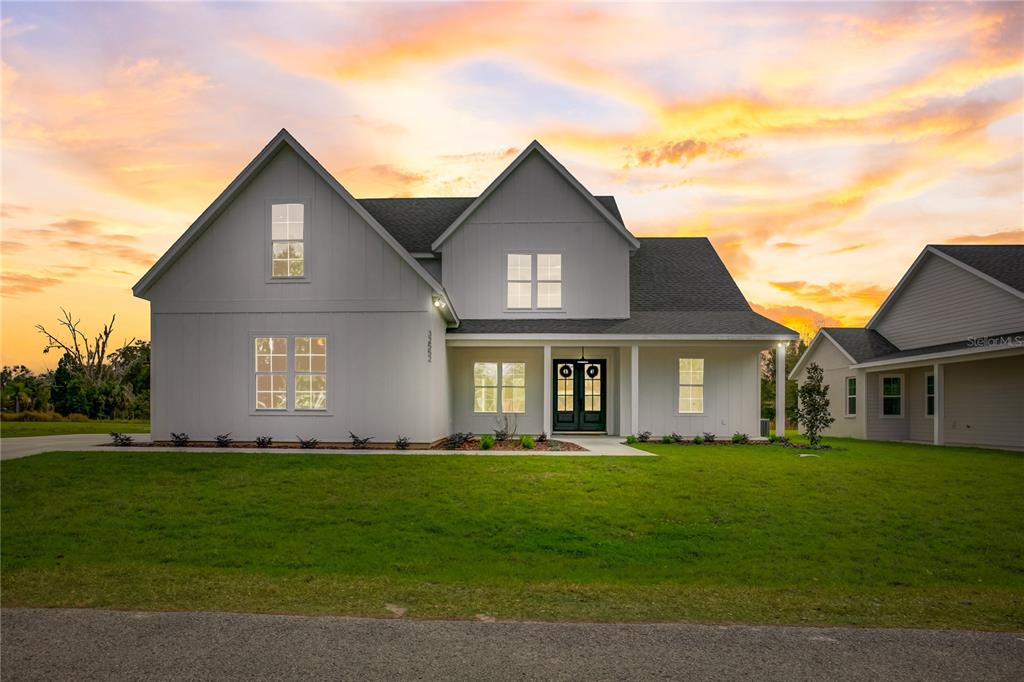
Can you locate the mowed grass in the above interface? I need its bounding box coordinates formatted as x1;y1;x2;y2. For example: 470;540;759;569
0;419;149;439
2;439;1022;629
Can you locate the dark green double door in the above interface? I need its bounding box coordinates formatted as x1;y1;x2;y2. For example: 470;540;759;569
552;359;606;432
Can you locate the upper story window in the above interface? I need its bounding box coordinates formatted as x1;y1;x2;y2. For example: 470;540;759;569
506;253;562;310
507;255;532;309
271;203;305;278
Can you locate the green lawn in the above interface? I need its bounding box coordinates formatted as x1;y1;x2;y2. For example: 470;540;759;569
2;439;1022;630
0;419;149;439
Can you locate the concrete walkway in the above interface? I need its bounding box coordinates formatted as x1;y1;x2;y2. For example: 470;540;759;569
0;433;152;461
3;608;1021;681
2;433;648;459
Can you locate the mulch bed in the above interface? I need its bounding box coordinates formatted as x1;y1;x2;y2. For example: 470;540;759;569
136;439;585;452
435;438;585;452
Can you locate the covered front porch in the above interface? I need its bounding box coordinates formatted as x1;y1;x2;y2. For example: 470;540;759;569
856;345;1024;449
447;338;788;439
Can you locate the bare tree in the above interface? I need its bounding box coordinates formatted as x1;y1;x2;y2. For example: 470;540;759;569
35;309;129;381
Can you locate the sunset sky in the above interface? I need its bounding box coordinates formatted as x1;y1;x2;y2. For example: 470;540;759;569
2;2;1022;370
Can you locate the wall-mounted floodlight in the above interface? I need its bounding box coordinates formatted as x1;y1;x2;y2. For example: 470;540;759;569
432;295;447;309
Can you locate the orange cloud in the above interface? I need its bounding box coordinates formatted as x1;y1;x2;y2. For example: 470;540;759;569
947;229;1024;244
1;273;62;297
769;281;888;307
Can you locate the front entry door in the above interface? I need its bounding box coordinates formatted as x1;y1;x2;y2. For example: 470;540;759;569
552;359;606;432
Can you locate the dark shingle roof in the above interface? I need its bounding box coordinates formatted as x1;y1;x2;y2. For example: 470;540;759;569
449;311;796;336
631;238;750;311
930;244;1024;294
821;328;900;363
359;196;624;254
837;329;1024;365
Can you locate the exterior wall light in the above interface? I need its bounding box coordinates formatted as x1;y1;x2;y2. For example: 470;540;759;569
432;295;446;309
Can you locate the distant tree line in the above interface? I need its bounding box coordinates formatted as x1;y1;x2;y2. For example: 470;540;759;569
0;310;149;419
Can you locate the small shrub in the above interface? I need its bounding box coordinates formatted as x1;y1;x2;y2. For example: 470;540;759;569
349;431;373;449
297;436;319;449
109;432;134;446
519;434;536;450
215;433;233;447
537;432;548;443
625;435;638;445
480;434;496;450
692;435;704;445
702;432;716;444
548;440;562;451
731;432;750;444
660;435;673;444
670;432;685;444
446;432;473;448
170;432;190;447
636;431;652;443
255;436;273;448
394;436;410;450
66;413;90;422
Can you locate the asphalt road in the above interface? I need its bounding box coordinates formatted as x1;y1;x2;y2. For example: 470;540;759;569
2;608;1022;681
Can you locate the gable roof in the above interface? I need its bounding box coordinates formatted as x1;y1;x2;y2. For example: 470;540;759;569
360;195;624;254
429;140;640;251
867;244;1024;329
132;129;457;321
788;327;894;379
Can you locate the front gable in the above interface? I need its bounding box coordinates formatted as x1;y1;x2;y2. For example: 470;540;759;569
431;141;639;251
868;249;1024;349
134;130;456;320
434;144;635;319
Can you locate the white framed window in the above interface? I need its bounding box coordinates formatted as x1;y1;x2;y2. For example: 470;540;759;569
537;254;562;309
255;337;288;410
678;358;705;413
474;361;526;414
881;375;903;417
294;337;327;410
506;254;532;309
845;376;857;417
505;252;563;310
501;362;526;413
474;362;498;413
926;374;935;417
271;203;305;278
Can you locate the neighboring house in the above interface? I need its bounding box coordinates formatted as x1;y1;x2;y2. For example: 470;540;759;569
134;130;797;443
790;245;1024;450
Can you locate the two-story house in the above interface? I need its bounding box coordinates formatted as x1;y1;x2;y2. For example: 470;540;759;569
134;130;797;444
790;245;1024;450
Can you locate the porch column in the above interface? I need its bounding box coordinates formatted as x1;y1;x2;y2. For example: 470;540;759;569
543;345;553;436
933;363;944;446
775;342;786;437
630;344;639;435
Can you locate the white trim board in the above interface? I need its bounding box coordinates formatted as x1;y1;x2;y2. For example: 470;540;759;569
429;140;640;252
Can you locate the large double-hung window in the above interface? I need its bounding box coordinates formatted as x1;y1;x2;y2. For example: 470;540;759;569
254;335;327;411
473;361;526;414
506;253;561;309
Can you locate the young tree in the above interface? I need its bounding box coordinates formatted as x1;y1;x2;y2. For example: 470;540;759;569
795;362;835;446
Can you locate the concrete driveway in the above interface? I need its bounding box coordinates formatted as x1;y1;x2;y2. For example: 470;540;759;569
2;608;1021;681
0;433;153;461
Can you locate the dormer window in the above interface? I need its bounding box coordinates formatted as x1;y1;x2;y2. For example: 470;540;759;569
271;203;305;278
506;253;562;310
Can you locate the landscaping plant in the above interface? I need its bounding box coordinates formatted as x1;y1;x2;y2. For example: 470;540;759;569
731;432;749;444
670;432;685;444
170;432;190;447
480;434;495;450
255;436;273;448
519;434;535;450
394;436;410;450
636;431;652;443
297;436;319;449
109;432;134;446
660;435;673;444
215;433;233;447
446;432;473;448
702;432;716;443
349;432;372;449
795;362;835;447
692;435;704;445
